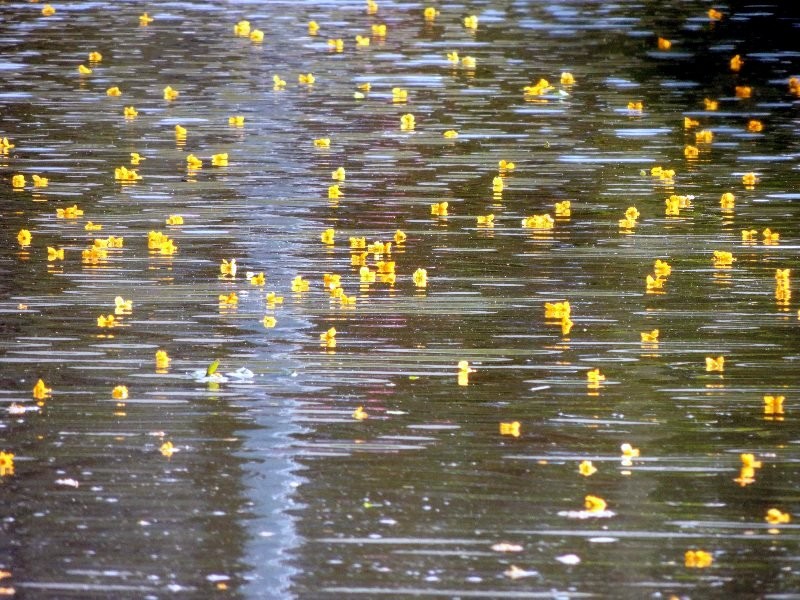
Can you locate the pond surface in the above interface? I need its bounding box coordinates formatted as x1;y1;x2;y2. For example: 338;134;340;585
1;0;799;598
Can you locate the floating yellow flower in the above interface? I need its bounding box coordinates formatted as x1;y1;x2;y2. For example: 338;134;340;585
112;385;129;400
88;51;102;63
625;206;640;221
291;275;309;292
544;301;570;320
328;184;342;199
262;316;277;328
85;221;102;231
331;167;346;181
249;272;265;286
266;291;284;307
219;292;238;306
358;83;371;92
524;79;553;97
298;73;315;85
114;296;132;313
393;230;407;244
412;268;427;287
741;229;758;242
665;196;681;216
123;106;138;118
431;201;448;216
457;360;474;386
233;20;251;36
790;77;800;96
627;101;643;112
355;35;370;47
730;54;744;72
735;85;752;99
392;89;408;104
619;216;637;230
327;39;344;52
746;119;763;133
11;174;25;188
741;453;762;468
764;395;785;416
684;117;699;129
186;154;203;170
461;56;476;69
350;237;366;249
584;495;607;512
521;214;554;229
621;443;640;457
139;12;154;25
708;8;723;20
33;379;51;400
0;137;14;151
423;7;439;20
250;29;264;43
320;327;337;348
446;51;459;65
155;350;170;369
684;145;699;159
82;245;108;263
477;214;495;226
705;356;725;372
499;421;521;437
273;74;287;89
97;314;117;328
219;259;237;278
42;4;56;16
314;138;330;149
320;228;335;245
742;172;758;186
366;0;378;14
762;228;779;243
360;266;376;282
47;246;64;261
353;406;368;420
159;441;174;457
720;192;735;209
228;115;245;127
400;113;415;131
578;460;597;476
712;250;734;267
17;229;31;246
163;85;179;101
56;204;84;219
463;15;478;29
443;130;458;139
640;329;659;343
703;98;718;111
685;550;713;568
654;259;672;277
114;166;142;181
491;176;504;193
78;64;92;75
554;201;571;217
0;451;14;477
106;86;122;97
766;508;791;525
646;274;665;291
166;215;183;226
560;72;575;85
695;129;713;144
211;153;228;167
586;368;605;384
308;20;320;35
657;37;671;50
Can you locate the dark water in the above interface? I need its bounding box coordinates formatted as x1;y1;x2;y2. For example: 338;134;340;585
0;1;799;598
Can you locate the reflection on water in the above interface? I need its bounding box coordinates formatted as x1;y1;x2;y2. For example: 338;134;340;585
0;0;798;598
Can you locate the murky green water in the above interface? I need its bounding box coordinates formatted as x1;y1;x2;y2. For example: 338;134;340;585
1;0;799;597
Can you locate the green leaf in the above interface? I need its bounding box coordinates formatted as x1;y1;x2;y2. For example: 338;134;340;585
206;359;220;377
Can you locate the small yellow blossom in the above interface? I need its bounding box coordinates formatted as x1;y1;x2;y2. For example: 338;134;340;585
139;12;154;25
32;174;48;187
499;421;521;437
747;119;763;133
155;350;170;369
159;441;174;457
492;176;504;192
262;316;277;328
584;495;607;512
696;129;713;144
56;204;84;219
703;98;719;111
705;356;725;372
665;196;681;216
266;291;284;306
163;85;179;101
328;184;342;199
11;174;25;189
621;443;640;458
578;460;597;476
112;385;129;400
331;167;346;181
423;7;439;20
47;246;64;261
625;206;640;221
766;508;791;525
684;145;699;158
447;51;459;65
742;229;758;242
220;259;237;278
291;275;310;292
42;4;56;16
250;29;264;43
521;214;554;229
627;100;643;112
106;86;122;97
352;406;368;420
228;115;245;127
654;259;672;277
646;274;665;291
685;550;713;568
712;250;735;267
544;301;570;320
554;201;571;217
78;64;92;75
477;214;495;226
124;106;138;118
393;230;407;244
350;237;366;249
657;37;671;50
560;72;575;85
355;35;370;47
85;222;102;231
114;296;132;313
461;56;476;69
641;329;659;343
0;137;14;150
524;79;553;96
400;113;415;131
166;215;183;226
735;85;752;99
443;130;458;139
730;54;744;72
17;229;31;246
413;268;428;288
498;159;515;172
314;138;330;149
298;73;315;85
619;216;637;230
720;192;735;209
273;74;287;89
586;368;605;384
186;154;203;170
88;51;102;62
219;292;238;306
114;166;142;181
708;9;723;20
741;453;762;468
684;117;700;128
366;0;378;14
320;327;337;348
764;395;785;416
211;153;228;167
33;379;52;400
0;451;14;477
463;15;478;29
174;124;187;139
742;172;758;186
308;21;320;35
431;201;448;216
249;272;265;286
328;39;344;52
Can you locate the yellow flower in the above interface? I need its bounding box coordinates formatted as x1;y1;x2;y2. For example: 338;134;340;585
735;465;756;486
291;275;310;292
262;316;277;328
695;129;713;144
443;130;458;139
355;35;370;47
47;246;64;261
423;7;439;20
273;74;287;89
431;201;448;216
684;145;699;158
124;106;138;118
400;113;415;131
762;228;779;243
741;229;758;242
665;196;680;216
219;259;237;278
327;39;344;53
56;204;84;218
708;8;723;20
360;266;376;283
521;214;554;229
249;272;265;286
463;15;478;29
114;166;142;181
211;153;228;167
446;51;459;65
586;368;605;384
0;451;14;477
358;83;371;92
186;154;203;170
640;329;659;343
741;453;762;468
308;21;320;35
33;379;52;400
412;268;428;288
746;119;763;133
112;385;129;400
97;314;117;328
627;100;643;111
266;291;284;307
621;443;640;457
390;87;408;103
523;79;553;97
219;292;238;306
114;296;132;313
106;86;122;97
82;245;108;263
298;73;315;85
712;250;734;267
0;137;14;150
11;174;25;188
163;85;179;101
764;395;785;416
560;72;575;85
735;85;752;99
584;495;607;512
352;406;368;420
17;229;31;246
742;172;758;186
766;508;791;525
705;356;725;372
228;115;245;127
314;138;330;149
554;201;571;217
155;350;170;369
88;51;102;62
250;29;264;43
166;215;183;226
625;206;640;221
366;0;378;14
654;259;672;277
730;54;744;72
657;37;671;50
42;4;56;16
476;214;495;226
320;327;337;347
578;460;597;476
499;421;521;437
491;176;504;193
139;12;154;25
544;301;570;320
461;56;476;69
393;230;407;244
684;117;699;129
159;441;174;457
234;20;251;36
685;550;713;568
790;77;800;96
328;184;342;199
350;237;366;249
703;98;718;111
331;167;346;181
646;274;665;291
85;222;102;231
78;64;92;75
720;192;735;209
